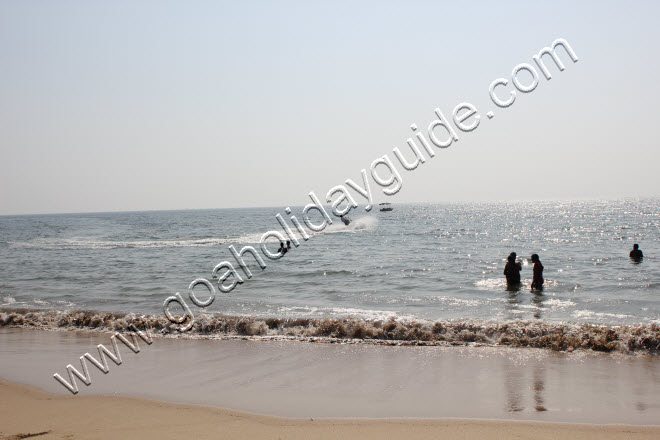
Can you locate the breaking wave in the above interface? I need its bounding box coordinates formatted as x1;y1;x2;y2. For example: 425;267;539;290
1;308;659;354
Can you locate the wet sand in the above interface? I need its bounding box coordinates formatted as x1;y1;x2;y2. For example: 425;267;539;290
2;380;660;440
1;328;660;427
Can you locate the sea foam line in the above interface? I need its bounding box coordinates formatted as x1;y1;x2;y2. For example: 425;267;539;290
2;308;658;354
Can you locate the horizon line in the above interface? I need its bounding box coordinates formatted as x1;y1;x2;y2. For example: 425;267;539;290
1;195;658;218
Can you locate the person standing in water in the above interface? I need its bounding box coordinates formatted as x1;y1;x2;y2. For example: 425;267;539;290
509;252;522;271
629;243;643;261
503;253;522;288
530;254;544;292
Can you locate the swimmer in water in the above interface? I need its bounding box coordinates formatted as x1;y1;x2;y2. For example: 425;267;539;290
629;243;643;261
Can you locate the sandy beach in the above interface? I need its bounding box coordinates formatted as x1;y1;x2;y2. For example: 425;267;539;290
2;379;660;440
1;327;660;439
1;0;659;438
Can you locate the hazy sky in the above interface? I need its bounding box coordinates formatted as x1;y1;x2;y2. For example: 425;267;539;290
1;0;659;215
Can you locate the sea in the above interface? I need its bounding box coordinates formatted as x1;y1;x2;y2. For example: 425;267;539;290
1;199;659;352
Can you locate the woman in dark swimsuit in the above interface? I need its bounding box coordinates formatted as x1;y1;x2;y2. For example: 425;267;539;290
530;253;544;291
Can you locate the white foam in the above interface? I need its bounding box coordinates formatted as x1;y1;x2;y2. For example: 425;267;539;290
572;310;633;320
9;236;264;250
276;305;413;321
545;298;577;308
321;216;379;235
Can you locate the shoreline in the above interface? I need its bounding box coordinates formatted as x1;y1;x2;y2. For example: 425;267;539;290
2;380;660;440
3;307;659;354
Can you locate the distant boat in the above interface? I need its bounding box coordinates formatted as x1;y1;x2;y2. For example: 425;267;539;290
379;203;393;212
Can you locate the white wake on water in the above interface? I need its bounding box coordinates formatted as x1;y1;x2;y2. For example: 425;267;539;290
9;237;243;249
8;216;379;250
322;216;379;235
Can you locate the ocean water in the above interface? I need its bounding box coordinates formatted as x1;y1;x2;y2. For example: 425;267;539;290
0;199;659;350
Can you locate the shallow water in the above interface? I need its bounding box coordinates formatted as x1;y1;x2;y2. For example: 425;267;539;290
0;199;658;327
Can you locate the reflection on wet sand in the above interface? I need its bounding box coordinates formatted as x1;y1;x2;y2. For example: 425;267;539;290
505;364;523;412
504;359;547;413
534;366;547;412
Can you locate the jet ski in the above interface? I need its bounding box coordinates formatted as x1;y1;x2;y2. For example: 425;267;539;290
340;215;351;226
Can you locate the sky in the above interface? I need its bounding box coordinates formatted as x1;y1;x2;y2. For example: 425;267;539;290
1;0;659;215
